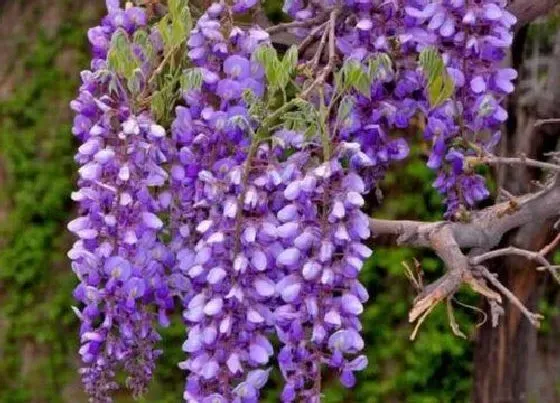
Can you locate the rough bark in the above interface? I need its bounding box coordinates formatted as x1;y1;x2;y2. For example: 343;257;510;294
472;25;560;403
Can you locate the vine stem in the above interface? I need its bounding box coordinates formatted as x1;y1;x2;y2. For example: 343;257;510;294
300;8;339;99
266;14;328;34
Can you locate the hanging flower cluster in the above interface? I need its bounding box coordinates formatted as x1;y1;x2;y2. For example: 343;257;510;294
170;4;277;401
69;2;174;401
69;0;516;402
406;0;517;217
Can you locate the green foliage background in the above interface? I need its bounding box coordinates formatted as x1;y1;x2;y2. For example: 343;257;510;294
1;2;554;402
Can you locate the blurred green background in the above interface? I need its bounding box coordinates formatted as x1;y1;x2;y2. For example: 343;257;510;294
0;1;557;402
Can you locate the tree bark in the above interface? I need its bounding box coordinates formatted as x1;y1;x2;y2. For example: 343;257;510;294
473;25;560;403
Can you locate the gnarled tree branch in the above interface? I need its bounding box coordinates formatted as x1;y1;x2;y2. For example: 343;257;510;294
369;177;560;332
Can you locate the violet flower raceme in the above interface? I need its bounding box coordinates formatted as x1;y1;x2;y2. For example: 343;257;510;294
406;0;517;217
273;145;371;401
170;3;278;401
69;2;173;401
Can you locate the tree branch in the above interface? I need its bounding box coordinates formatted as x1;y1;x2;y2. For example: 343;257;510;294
370;178;560;334
468;155;560;172
370;178;560;251
508;0;559;26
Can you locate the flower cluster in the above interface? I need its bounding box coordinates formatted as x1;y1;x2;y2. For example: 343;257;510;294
169;3;277;401
271;145;371;401
285;0;516;217
69;0;517;401
406;0;517;217
69;2;174;401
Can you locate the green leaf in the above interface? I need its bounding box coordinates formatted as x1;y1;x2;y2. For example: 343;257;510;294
282;45;298;74
107;29;137;80
419;47;455;108
127;68;144;94
254;45;296;92
336;95;354;125
180;68;203;92
419;47;445;83
151;90;166;121
340;60;371;98
168;0;184;18
157;0;192;53
254;45;282;89
368;53;392;81
157;16;172;50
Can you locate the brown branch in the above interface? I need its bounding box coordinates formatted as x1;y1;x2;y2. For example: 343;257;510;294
307;22;329;70
535;117;560;127
467;155;560;172
370;179;560;251
470;246;550;266
297;22;328;54
371;179;560;334
478;266;544;327
469;233;560;284
265;14;328;34
300;9;339;99
508;0;559;26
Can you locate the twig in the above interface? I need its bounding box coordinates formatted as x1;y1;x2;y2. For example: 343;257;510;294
308;23;329;70
410;303;436;341
540;232;560;256
297;22;328;54
467;155;560;172
447;298;467;339
470;235;560;284
266;14;328;34
402;259;423;292
478;267;544;327
300;9;339;99
453;297;488;328
535;118;560;127
470;246;550;267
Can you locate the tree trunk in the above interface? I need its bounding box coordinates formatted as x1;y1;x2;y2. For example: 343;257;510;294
473;26;560;403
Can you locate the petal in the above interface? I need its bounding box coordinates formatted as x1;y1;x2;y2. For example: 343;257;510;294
428;11;446;30
246;368;270;389
470;76;486;93
276;248;301;267
201;360;219;380
227;353;242;374
347;355;368;371
281;283;302;303
440;17;455;37
254;277;276;297
324;310;341;326
207;267;227;284
251;250;268;271
249;343;269;364
203;297;223;316
483;3;502;20
302;261;322;280
142;212;163;230
341;294;363;315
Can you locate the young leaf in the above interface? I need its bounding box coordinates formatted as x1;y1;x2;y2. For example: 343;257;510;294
336;95;354;125
342;60;371;98
180;68;203;92
107;29;137;80
368;53;392;81
282;45;298;74
419;47;455;108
